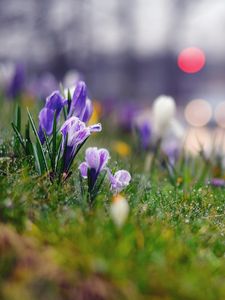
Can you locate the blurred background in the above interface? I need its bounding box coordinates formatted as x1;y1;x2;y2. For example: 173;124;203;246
0;0;225;103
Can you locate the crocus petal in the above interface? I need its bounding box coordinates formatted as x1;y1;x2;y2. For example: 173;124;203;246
71;127;90;147
114;170;131;185
61;116;83;145
89;123;102;132
45;90;65;117
85;147;100;170
81;98;93;122
109;169;131;194
69;81;87;118
107;168;117;185
38;126;45;144
60;117;93;172
98;149;110;172
78;162;88;178
38;107;54;136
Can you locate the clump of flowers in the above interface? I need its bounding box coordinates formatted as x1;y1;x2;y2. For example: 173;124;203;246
79;147;131;207
11;81;102;182
133;95;184;176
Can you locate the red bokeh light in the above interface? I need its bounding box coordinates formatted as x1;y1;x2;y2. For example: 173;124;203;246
177;47;206;74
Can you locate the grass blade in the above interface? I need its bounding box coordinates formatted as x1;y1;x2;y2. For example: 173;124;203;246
52;113;57;172
32;144;41;175
27;108;48;174
11;122;26;151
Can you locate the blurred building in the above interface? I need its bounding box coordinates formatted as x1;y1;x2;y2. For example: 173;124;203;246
0;0;225;101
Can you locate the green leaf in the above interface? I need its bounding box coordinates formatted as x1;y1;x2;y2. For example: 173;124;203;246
36;141;47;174
25;121;33;155
42;130;52;163
27;108;48;174
67;88;72;114
52;112;57;172
55;135;62;175
15;105;21;133
32;144;41;175
11;122;26;151
59;133;68;177
12;105;22;154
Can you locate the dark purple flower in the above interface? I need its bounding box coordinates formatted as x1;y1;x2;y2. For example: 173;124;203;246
119;104;139;132
68;81;87;118
136;121;152;150
28;73;58;100
210;178;225;187
80;99;93;123
38;91;65;143
108;170;131;194
45;91;65;117
79;147;110;187
61;117;102;172
7;63;25;99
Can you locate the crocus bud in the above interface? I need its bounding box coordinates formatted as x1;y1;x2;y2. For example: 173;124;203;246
110;195;129;228
152;95;176;136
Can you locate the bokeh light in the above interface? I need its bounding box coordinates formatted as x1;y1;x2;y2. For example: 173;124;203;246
214;101;225;128
184;99;212;127
184;127;211;155
178;47;206;73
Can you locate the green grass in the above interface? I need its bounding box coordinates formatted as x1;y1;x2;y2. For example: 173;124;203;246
0;101;224;300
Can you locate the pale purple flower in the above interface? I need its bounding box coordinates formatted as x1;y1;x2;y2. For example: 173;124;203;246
61;117;102;172
79;147;110;186
210;178;225;187
108;170;131;194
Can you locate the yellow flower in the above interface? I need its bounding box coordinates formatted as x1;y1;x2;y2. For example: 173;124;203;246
88;100;102;125
21;93;35;107
176;176;183;185
113;141;131;157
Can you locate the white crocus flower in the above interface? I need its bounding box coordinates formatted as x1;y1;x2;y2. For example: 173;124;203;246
152;95;176;137
110;195;129;228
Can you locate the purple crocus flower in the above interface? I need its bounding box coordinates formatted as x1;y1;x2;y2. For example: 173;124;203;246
7;63;25;99
28;72;58;100
108;170;131;194
163;142;180;165
136;121;152;150
79;147;110;187
38;91;65;144
61;117;102;172
210;178;225;187
67;81;87;118
119;103;139;132
80;99;93;123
